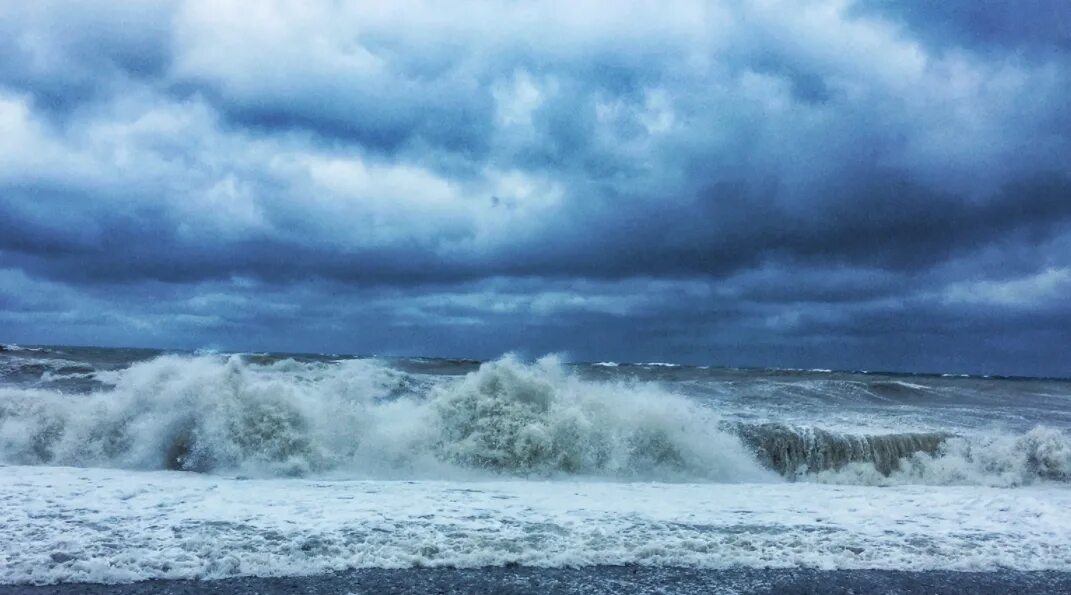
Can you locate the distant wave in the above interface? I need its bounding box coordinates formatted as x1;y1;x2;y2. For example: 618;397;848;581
0;354;1068;486
0;344;46;353
0;357;97;386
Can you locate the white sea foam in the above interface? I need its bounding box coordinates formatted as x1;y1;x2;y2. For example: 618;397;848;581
885;380;931;390
1;354;1069;486
1;465;1069;585
1;344;44;352
38;369;97;383
0;354;773;482
3;354;1071;586
814;426;1071;487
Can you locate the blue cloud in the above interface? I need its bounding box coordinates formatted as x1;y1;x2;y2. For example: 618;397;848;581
1;0;1070;375
852;0;1071;52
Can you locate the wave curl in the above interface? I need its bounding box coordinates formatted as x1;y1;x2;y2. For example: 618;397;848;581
1;354;1068;486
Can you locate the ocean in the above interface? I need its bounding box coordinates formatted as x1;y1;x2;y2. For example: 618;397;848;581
1;344;1070;593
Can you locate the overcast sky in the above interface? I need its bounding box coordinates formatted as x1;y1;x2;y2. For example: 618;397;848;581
1;0;1070;375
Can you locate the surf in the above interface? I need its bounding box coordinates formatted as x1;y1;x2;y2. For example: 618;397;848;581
0;352;1068;486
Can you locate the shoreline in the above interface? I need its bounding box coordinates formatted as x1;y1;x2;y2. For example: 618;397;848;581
4;567;1071;595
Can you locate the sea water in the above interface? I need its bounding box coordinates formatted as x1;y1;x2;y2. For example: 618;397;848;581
1;345;1069;589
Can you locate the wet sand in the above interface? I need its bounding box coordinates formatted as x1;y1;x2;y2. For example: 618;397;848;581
4;567;1071;595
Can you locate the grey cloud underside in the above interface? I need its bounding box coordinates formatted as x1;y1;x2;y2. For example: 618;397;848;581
853;0;1071;52
1;0;1070;374
4;173;1069;285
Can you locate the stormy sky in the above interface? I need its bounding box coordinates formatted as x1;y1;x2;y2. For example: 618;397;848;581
1;1;1070;376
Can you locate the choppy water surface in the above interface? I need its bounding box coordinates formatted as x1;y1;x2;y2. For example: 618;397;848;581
1;344;1070;587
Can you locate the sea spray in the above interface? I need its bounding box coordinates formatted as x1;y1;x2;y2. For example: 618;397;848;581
431;354;772;479
0;354;771;481
1;353;1069;486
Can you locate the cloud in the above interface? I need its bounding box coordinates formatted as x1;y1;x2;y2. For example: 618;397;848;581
1;0;1070;375
0;2;176;117
943;268;1071;307
851;0;1071;52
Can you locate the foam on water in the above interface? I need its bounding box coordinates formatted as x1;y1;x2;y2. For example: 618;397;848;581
2;466;1070;585
1;353;1069;486
0;344;45;352
0;354;772;481
3;350;1071;585
814;426;1071;487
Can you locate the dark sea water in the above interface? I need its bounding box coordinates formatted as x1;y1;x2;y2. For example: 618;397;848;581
4;568;1071;595
1;344;1070;590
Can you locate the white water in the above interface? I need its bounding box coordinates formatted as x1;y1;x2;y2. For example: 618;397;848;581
2;465;1070;585
0;354;772;481
2;352;1071;585
0;354;1069;486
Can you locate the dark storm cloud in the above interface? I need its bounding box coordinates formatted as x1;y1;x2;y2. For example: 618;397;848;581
202;77;496;156
2;0;1071;374
852;0;1071;52
0;2;176;117
9;171;1067;286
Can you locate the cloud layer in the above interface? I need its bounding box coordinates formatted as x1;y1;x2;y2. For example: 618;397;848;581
2;0;1070;375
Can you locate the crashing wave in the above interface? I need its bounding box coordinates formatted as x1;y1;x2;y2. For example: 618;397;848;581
811;426;1071;487
430;356;769;479
0;354;1068;486
729;422;1071;487
0;354;772;481
731;422;949;477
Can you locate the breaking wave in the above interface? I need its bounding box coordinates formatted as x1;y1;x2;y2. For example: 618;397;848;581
811;426;1071;487
733;422;1071;486
0;354;771;481
732;423;950;478
0;354;1068;486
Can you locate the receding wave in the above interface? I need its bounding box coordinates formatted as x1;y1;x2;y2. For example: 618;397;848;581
0;354;1068;486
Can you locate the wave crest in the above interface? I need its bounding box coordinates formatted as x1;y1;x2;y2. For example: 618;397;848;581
2;354;1069;486
0;354;772;481
809;426;1071;487
433;355;770;479
732;423;948;478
